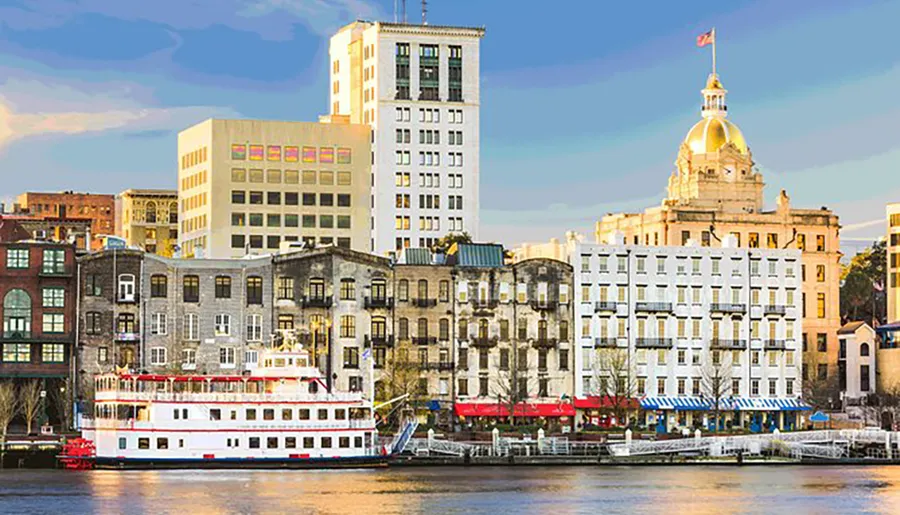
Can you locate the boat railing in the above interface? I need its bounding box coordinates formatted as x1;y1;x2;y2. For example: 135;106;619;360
84;418;375;431
95;391;364;404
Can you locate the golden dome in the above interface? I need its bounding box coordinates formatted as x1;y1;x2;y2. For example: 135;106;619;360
684;117;748;155
705;75;724;90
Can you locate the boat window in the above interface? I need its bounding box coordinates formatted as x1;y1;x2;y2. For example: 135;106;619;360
282;409;292;421
285;437;297;448
174;409;180;420
230;410;237;420
354;437;363;448
299;409;310;420
263;409;275;420
246;409;257;421
308;381;318;394
249;437;260;449
157;438;168;450
118;437;127;450
334;409;346;420
303;437;314;449
318;409;328;420
209;409;221;421
321;437;332;448
182;409;188;420
267;437;278;449
138;438;150;450
339;437;350;448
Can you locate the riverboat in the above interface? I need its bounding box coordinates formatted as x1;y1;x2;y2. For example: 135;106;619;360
70;345;414;469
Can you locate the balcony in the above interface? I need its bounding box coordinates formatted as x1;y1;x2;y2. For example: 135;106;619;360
530;300;559;311
364;296;394;309
710;304;747;314
764;339;787;351
365;335;394;348
302;296;333;309
117;294;139;304
594;337;619;348
423;362;455;371
532;337;558;349
412;336;437;346
635;302;673;313
594;301;618;313
764;305;787;316
115;332;141;343
411;298;437;308
472;298;498;309
470;336;498;348
636;338;674;349
710;339;748;350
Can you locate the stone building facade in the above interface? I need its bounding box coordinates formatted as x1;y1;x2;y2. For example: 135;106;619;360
115;189;179;257
272;247;392;397
17;191;115;250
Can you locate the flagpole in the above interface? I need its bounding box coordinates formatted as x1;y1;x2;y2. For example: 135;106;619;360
712;27;717;76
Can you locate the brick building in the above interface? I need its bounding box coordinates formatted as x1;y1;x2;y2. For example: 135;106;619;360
17;191;115;250
0;223;77;429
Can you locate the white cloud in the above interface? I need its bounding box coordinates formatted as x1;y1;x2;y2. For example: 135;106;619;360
0;77;239;148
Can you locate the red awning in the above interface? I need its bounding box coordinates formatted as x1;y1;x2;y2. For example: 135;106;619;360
574;396;640;410
454;402;575;417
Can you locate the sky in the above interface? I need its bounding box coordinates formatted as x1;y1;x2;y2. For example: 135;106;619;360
0;0;898;253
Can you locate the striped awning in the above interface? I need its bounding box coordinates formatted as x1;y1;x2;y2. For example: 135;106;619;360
640;397;811;412
730;397;811;411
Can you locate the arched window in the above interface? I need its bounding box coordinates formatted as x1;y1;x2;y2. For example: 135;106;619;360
417;318;428;339
398;318;409;340
860;343;870;357
478;318;488;339
145;202;157;223
397;279;409;301
169;202;178;224
538;320;548;341
3;289;32;338
417;279;428;300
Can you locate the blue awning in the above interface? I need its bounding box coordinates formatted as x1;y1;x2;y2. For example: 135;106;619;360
640;397;811;411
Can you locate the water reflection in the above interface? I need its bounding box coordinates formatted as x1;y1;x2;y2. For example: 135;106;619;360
2;466;900;514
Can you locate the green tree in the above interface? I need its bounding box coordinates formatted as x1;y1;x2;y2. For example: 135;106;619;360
431;232;473;254
840;240;887;325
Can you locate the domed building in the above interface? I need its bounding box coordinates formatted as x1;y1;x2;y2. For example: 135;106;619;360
592;70;842;380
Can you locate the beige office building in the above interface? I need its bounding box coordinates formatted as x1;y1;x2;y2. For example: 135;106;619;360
888;202;900;324
115;189;179;257
177;118;371;259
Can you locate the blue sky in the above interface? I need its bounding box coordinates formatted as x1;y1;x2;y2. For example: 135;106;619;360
0;0;898;251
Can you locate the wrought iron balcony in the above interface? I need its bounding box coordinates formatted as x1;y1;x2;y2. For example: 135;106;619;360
710;339;748;350
635;338;674;349
365;335;394;348
423;361;455;371
531;337;558;349
411;298;437;308
710;303;747;314
472;298;498;309
764;305;787;316
764;339;787;351
635;302;673;313
530;300;559;311
470;336;498;348
594;337;619;348
302;296;333;308
412;336;437;345
594;301;618;312
363;296;394;309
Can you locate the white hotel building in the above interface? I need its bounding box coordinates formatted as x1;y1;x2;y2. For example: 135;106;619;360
329;21;484;255
573;234;807;432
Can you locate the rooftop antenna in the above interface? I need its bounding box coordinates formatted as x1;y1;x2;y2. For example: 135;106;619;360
422;0;427;25
402;0;407;23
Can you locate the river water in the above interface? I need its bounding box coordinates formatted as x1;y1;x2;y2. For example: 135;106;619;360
3;466;900;514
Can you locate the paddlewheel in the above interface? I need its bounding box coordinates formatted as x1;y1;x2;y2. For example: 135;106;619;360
58;438;96;470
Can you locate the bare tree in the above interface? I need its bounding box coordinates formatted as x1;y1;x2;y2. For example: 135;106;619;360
20;379;43;435
491;347;536;427
802;359;841;412
0;381;18;439
592;348;638;426
701;351;733;433
51;379;74;432
377;339;423;427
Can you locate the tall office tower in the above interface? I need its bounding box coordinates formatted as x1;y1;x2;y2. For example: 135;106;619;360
329;21;485;255
177;118;371;259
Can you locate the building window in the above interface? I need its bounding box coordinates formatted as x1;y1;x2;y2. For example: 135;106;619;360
2;343;30;363
340;279;356;301
816;293;826;319
340;315;356;338
343;347;359;369
150;347;167;366
6;248;29;269
247;314;263;341
817;333;827;352
277;277;294;300
42;343;65;363
42;249;66;274
183;275;200;302
42;313;65;333
85;274;102;296
220;347;236;367
150;275;167;298
816;235;826;252
397;279;409;301
118;274;136;302
215;314;232;336
247;276;263;305
215;276;232;299
117;313;136;335
151;313;167;335
184;313;199;341
85;312;102;335
42;287;65;308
